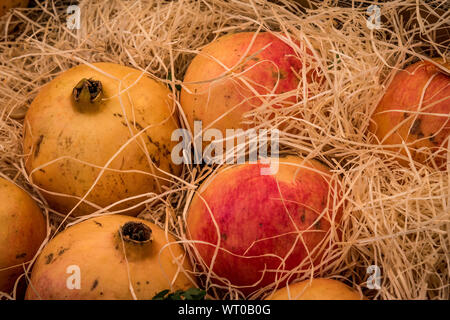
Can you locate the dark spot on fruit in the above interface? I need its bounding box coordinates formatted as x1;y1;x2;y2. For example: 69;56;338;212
16;253;27;259
300;213;306;223
100;292;104;296
221;233;227;241
150;155;160;167
133;122;144;131
409;118;422;135
146;281;149;285
113;113;123;118
39;169;46;173
314;220;321;230
259;223;263;227
136;281;140;285
64;136;73;148
34;135;44;158
93;220;103;227
45;253;54;264
272;70;286;80
91;279;98;291
57;247;68;256
146;136;161;151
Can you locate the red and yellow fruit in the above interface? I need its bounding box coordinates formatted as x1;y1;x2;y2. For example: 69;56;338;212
0;177;46;294
181;32;321;134
186;156;342;296
25;215;195;300
265;278;366;300
370;59;450;170
23;62;181;217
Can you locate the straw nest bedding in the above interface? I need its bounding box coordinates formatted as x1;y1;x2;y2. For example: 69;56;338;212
0;0;449;300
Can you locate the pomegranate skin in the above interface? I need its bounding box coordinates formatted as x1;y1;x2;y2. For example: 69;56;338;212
181;32;321;134
186;156;342;296
370;59;450;170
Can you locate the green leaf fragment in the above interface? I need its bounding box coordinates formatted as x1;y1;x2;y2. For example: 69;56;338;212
152;287;207;300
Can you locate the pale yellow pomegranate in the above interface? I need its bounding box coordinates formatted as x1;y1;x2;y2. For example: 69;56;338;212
25;215;195;300
0;177;46;294
23;62;181;217
265;278;366;300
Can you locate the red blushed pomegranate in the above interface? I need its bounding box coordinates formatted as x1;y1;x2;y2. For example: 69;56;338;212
181;32;322;134
370;58;450;170
186;156;342;296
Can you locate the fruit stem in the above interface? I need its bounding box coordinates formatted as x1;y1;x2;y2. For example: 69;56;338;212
72;78;103;113
120;222;152;244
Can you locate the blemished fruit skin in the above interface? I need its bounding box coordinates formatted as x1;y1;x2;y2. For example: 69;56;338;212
181;32;320;134
25;215;194;300
23;62;181;217
0;177;46;294
0;0;28;17
186;156;342;296
265;278;366;300
369;59;450;170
